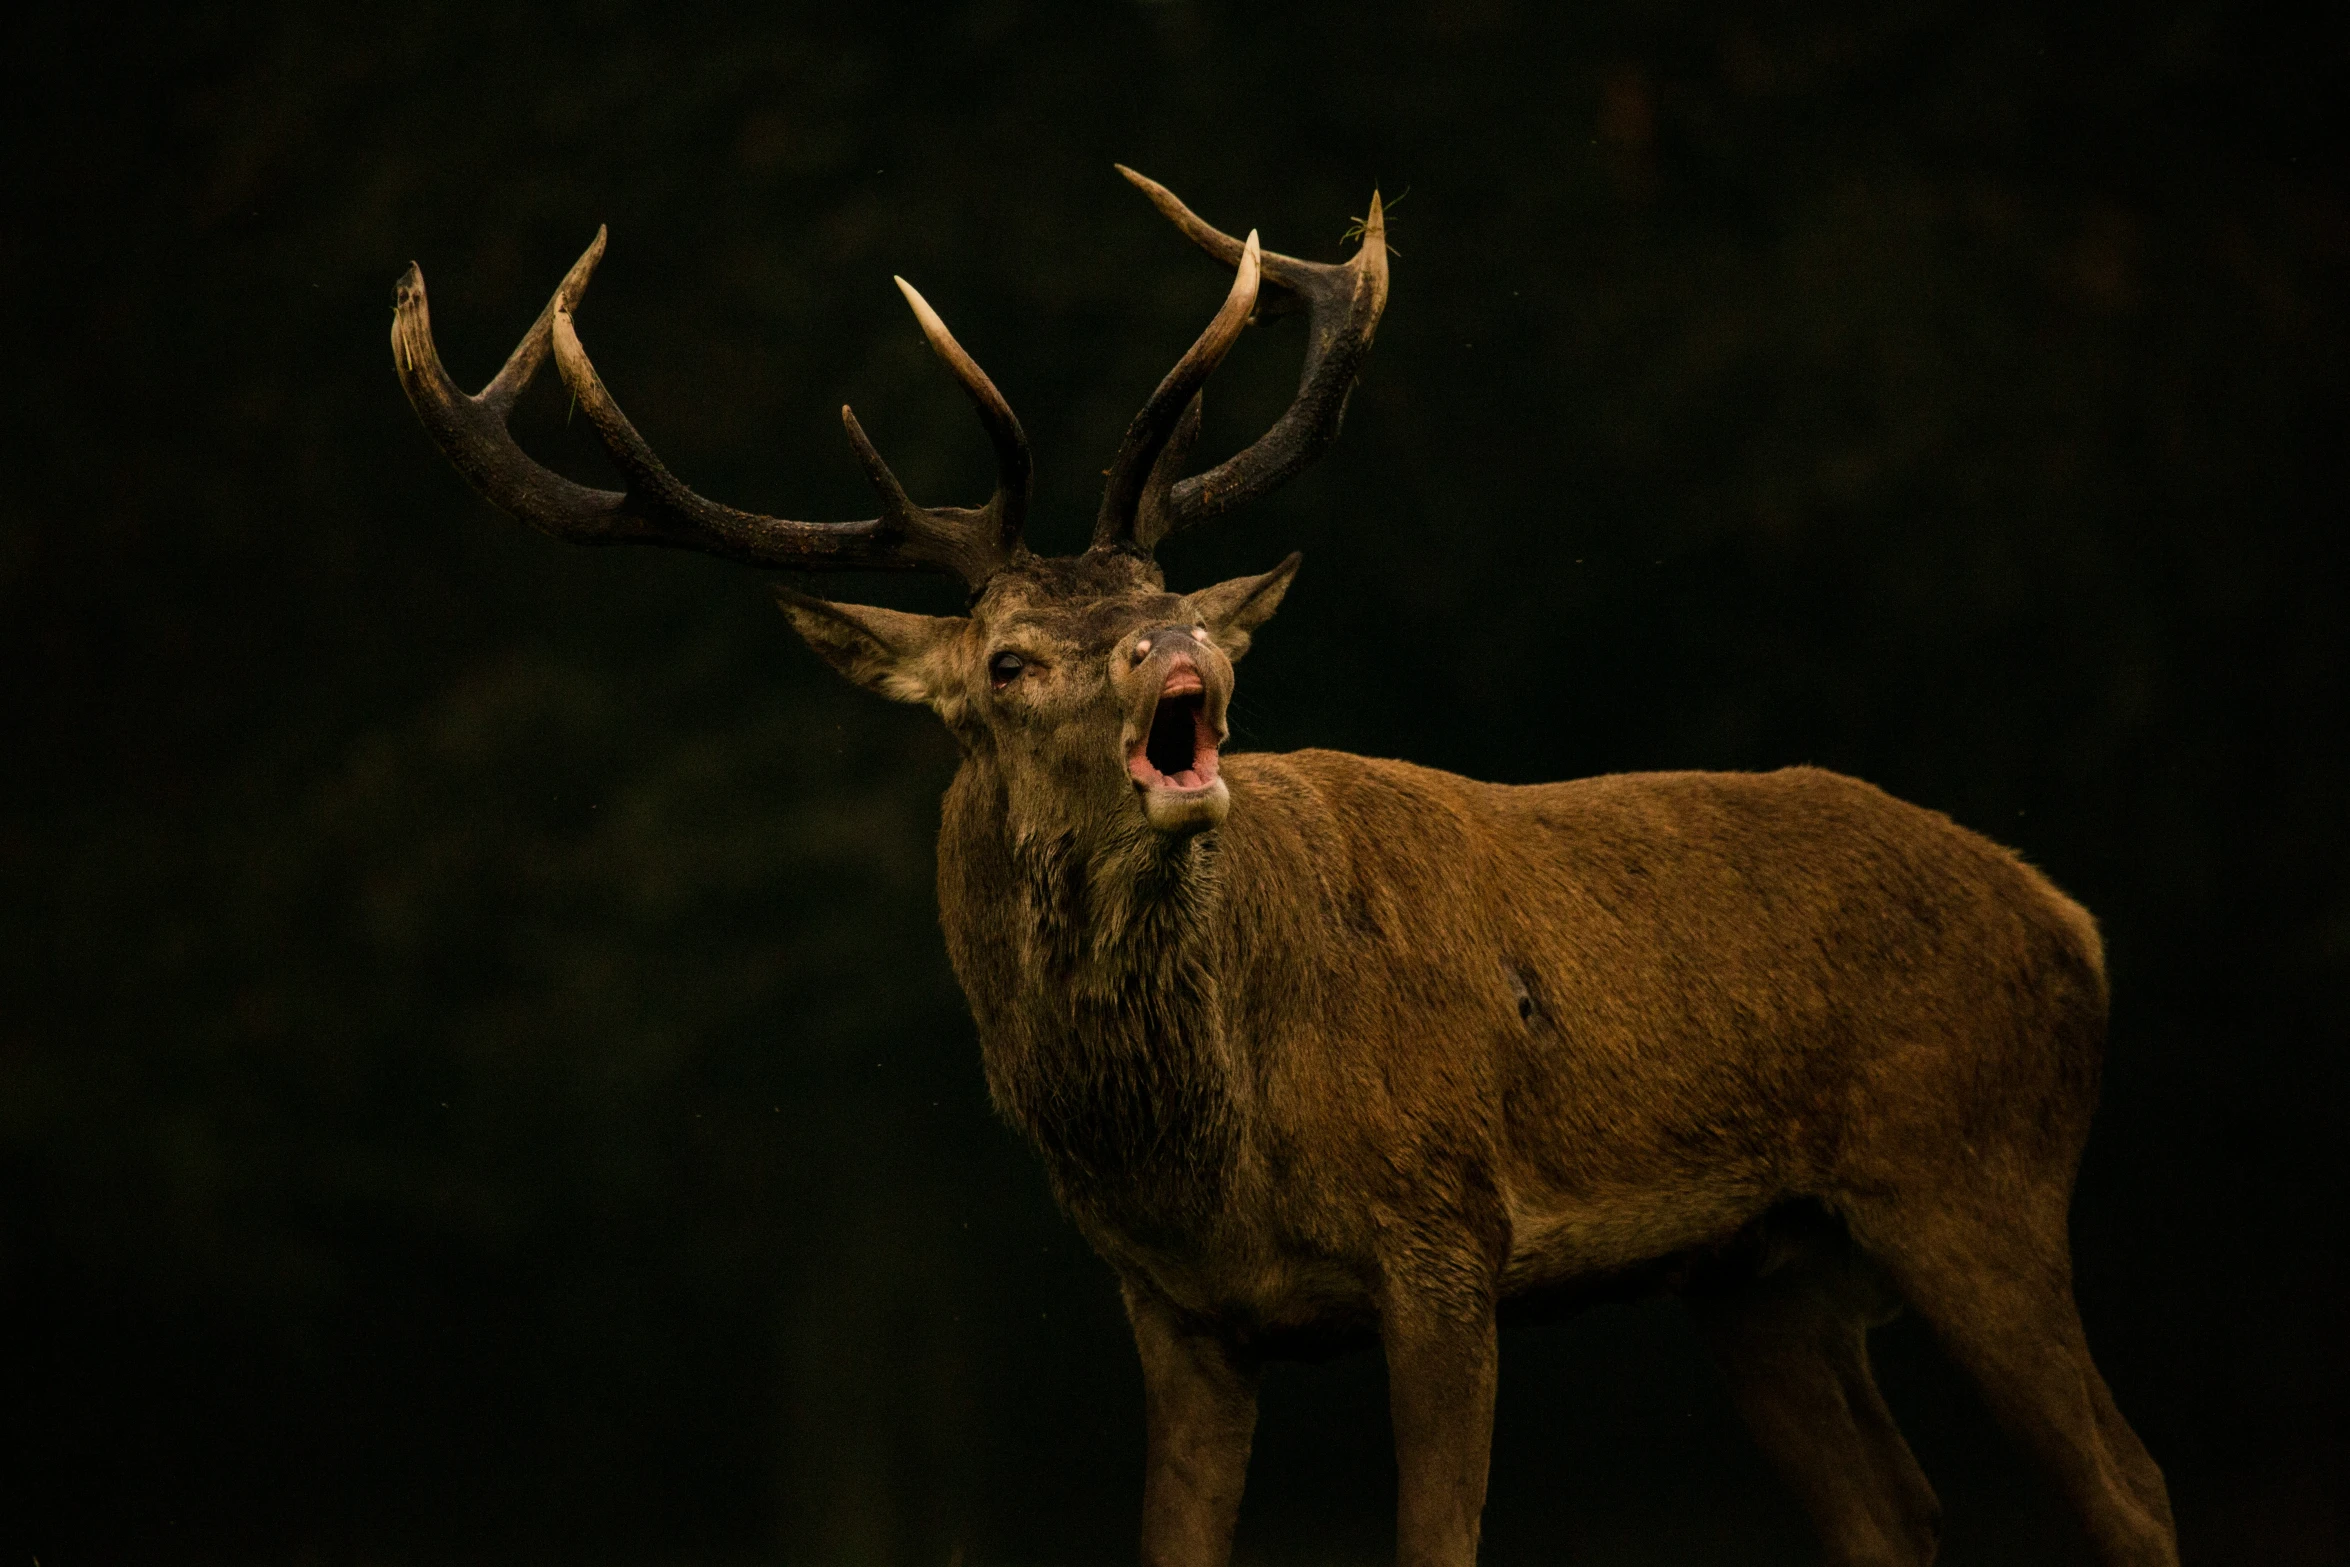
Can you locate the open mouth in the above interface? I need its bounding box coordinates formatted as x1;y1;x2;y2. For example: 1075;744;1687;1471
1128;663;1221;793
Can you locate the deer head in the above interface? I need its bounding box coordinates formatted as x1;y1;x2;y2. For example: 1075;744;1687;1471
390;170;1387;843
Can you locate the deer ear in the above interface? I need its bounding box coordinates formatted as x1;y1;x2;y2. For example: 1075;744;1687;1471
1185;552;1301;662
775;588;966;706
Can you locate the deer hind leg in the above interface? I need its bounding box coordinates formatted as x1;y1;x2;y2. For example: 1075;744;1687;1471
1688;1230;1942;1567
1844;1194;2178;1567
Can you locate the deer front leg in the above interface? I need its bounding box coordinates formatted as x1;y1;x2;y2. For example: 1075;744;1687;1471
1123;1283;1261;1567
1379;1281;1500;1567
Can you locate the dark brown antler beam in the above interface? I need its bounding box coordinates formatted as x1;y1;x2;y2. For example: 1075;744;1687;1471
1095;169;1390;553
390;230;1032;588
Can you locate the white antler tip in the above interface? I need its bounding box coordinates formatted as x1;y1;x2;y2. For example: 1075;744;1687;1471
894;275;945;332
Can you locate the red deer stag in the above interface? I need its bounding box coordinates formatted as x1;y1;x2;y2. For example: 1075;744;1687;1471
391;169;2178;1567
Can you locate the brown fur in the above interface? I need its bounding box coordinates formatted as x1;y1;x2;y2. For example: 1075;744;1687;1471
397;180;2171;1564
779;548;2179;1567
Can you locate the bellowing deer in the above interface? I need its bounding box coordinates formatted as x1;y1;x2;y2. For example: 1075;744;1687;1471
391;169;2179;1567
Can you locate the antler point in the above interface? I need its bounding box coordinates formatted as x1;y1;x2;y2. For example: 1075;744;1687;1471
393;263;426;312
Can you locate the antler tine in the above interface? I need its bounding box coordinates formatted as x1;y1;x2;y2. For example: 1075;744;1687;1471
894;277;1034;556
1111;168;1390;545
1093;231;1262;552
392;232;630;538
1134;392;1205;545
390;232;1024;587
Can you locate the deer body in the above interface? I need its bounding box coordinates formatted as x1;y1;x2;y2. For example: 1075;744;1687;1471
394;171;2179;1566
945;750;2105;1343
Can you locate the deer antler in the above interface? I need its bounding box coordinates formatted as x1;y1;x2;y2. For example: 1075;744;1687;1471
391;229;1032;588
1094;229;1262;553
1094;169;1390;554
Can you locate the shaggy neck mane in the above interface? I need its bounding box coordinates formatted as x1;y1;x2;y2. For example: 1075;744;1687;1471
947;762;1242;1233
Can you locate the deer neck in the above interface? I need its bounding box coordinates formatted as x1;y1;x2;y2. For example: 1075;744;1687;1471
938;756;1243;1233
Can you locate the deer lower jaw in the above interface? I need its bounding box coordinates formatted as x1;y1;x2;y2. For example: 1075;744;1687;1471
1137;771;1228;832
1128;682;1229;833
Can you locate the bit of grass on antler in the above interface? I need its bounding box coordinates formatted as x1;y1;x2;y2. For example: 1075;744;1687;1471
1342;186;1407;255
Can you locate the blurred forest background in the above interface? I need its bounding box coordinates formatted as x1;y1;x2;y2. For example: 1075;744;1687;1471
3;1;2344;1563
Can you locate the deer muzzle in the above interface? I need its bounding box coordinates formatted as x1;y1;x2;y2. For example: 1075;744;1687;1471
1123;629;1231;834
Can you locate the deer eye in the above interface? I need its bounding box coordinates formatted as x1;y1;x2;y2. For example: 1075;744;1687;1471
988;651;1026;689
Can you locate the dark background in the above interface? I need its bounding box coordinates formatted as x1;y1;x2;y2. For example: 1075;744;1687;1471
4;1;2344;1562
